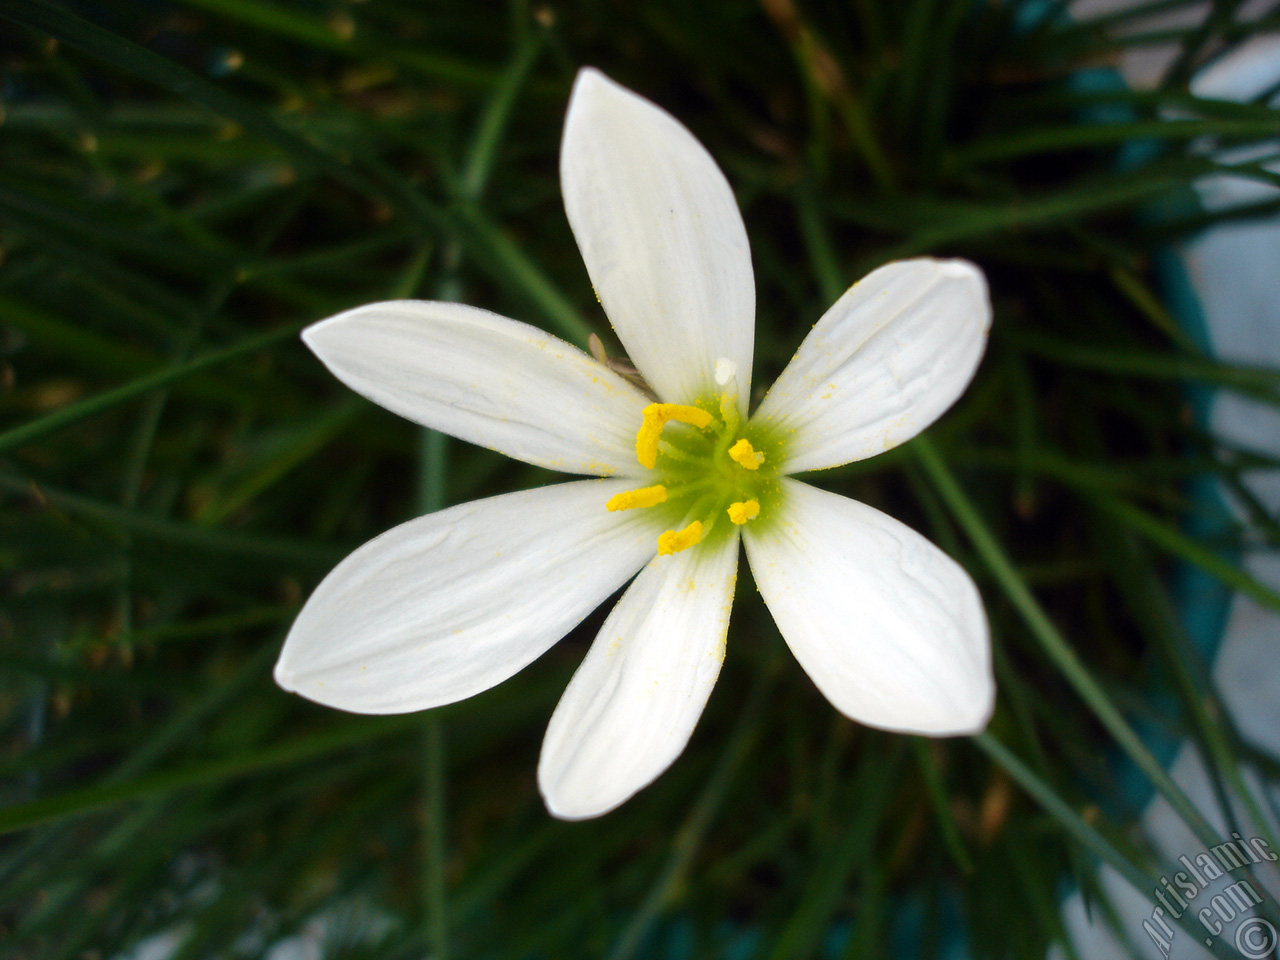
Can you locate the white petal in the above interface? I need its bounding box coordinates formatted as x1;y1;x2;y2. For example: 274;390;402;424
743;480;993;735
274;479;662;714
303;300;651;476
561;68;755;414
753;259;991;474
538;530;741;819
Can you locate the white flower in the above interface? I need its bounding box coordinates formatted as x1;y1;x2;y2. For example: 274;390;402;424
274;68;995;820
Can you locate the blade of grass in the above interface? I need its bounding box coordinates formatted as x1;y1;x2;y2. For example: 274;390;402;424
0;472;342;568
606;662;774;960
0;0;366;186
0;715;418;836
764;737;907;960
914;438;1219;841
1009;329;1280;403
194;396;366;526
795;183;1229;862
910;737;974;874
168;0;506;88
450;201;593;344
1087;490;1280;612
1159;0;1251;89
951;116;1280;166
0;319;306;454
973;732;1243;960
1092;521;1280;868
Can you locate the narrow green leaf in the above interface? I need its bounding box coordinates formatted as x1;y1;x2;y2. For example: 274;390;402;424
914;437;1222;852
1088;492;1280;612
954;117;1280;166
0;473;342;568
0;716;417;836
0;320;306;454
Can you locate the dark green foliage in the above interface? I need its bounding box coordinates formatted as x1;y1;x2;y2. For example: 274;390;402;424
1;0;1277;956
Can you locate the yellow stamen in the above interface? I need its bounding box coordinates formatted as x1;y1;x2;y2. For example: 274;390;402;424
635;403;713;469
657;520;704;556
727;500;760;525
606;484;668;512
728;438;765;470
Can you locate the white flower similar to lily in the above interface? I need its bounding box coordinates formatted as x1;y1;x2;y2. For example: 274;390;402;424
275;68;995;820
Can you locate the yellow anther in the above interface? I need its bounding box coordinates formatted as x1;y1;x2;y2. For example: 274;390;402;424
635;403;713;469
606;484;668;512
728;438;765;470
727;500;760;525
657;520;704;556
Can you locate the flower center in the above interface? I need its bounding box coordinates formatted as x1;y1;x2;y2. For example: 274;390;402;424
606;363;779;556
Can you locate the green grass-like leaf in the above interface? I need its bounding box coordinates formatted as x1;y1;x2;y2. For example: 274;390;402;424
3;1;1279;957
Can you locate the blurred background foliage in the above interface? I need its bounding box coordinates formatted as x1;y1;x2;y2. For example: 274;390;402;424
1;0;1279;957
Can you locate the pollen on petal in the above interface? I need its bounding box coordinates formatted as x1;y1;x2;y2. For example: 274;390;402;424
657;520;703;556
606;484;668;512
635;403;713;468
728;438;765;470
727;500;760;525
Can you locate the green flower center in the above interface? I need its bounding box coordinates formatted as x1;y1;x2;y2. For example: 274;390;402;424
607;382;782;556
